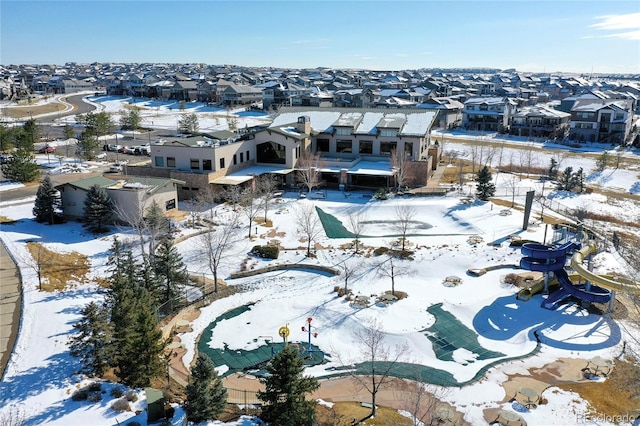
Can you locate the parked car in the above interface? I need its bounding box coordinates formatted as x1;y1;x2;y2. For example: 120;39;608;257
123;146;136;155
108;164;123;173
38;145;56;154
103;144;122;152
95;152;107;159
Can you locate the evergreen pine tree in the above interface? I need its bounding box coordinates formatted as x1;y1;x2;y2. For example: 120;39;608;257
115;298;167;388
557;166;573;191
145;200;171;256
571;167;585;193
184;354;228;422
69;301;113;377
153;238;188;303
475;166;496;201
2;148;40;183
33;175;61;224
548;158;558;180
83;184;113;234
257;345;319;426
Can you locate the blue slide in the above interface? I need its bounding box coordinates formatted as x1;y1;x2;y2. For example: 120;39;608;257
519;242;611;310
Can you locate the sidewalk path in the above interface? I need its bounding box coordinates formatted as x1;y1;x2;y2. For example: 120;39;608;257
0;241;21;380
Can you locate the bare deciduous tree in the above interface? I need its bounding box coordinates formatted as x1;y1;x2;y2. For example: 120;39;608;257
195;185;223;221
22;241;55;290
395;376;453;426
393;204;417;252
294;202;323;257
390;148;413;191
199;209;241;294
350;318;408;419
346;208;368;254
239;186;260;238
338;258;364;293
256;174;279;222
376;256;415;296
504;173;520;207
296;151;323;193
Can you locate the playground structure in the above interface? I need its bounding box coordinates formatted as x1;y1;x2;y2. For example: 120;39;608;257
518;239;640;311
519;241;612;310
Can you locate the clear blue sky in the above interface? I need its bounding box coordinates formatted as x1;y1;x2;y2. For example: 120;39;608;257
1;0;638;73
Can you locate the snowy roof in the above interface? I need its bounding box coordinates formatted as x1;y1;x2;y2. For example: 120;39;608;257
270;107;437;137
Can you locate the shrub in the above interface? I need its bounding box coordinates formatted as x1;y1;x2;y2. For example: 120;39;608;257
87;382;102;392
124;390;138;402
110;387;124;398
111;397;131;412
374;188;388;200
71;389;89;401
88;391;103;402
109;386;124;398
373;246;389;256
250;245;279;259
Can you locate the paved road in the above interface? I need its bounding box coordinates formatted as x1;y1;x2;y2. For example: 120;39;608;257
0;241;21;380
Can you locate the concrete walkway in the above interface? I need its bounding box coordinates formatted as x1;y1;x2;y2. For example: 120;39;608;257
0;241;21;380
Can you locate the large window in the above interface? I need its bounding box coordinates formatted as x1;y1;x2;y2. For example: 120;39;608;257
190;159;199;170
335;127;352;136
154;156;164;167
380;129;397;137
203;159;212;170
380;141;396;155
336;139;352;153
317;138;330;152
359;140;372;154
167;157;176;167
404;142;413;156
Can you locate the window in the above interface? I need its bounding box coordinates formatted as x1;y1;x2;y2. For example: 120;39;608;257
317;138;330;152
335;127;351;136
155;156;164;167
203;159;212;171
190;159;199;170
466;105;474;111
359;140;373;154
246;150;250;161
166;199;176;210
404;142;413;156
336;139;352;153
380;129;397;137
167;157;176;167
240;152;244;162
233;154;237;165
219;158;225;169
380;141;396;155
577;112;595;119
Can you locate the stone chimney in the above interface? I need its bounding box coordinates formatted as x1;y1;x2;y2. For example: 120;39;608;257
296;115;311;135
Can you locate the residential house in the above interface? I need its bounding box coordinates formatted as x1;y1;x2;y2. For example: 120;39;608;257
510;106;571;139
418;97;464;129
220;83;263;106
568;99;635;144
462;97;517;132
55;175;183;223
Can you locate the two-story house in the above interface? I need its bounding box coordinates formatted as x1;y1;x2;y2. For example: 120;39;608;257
568;99;634;144
510;106;571;139
462;97;517;132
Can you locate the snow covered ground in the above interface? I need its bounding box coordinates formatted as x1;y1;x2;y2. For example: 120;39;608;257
1;180;639;425
1;95;639;425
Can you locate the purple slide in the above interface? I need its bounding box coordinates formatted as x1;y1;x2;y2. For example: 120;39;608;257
520;242;611;310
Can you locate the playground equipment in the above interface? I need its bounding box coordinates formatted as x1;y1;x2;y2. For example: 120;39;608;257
518;241;613;310
301;317;319;357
